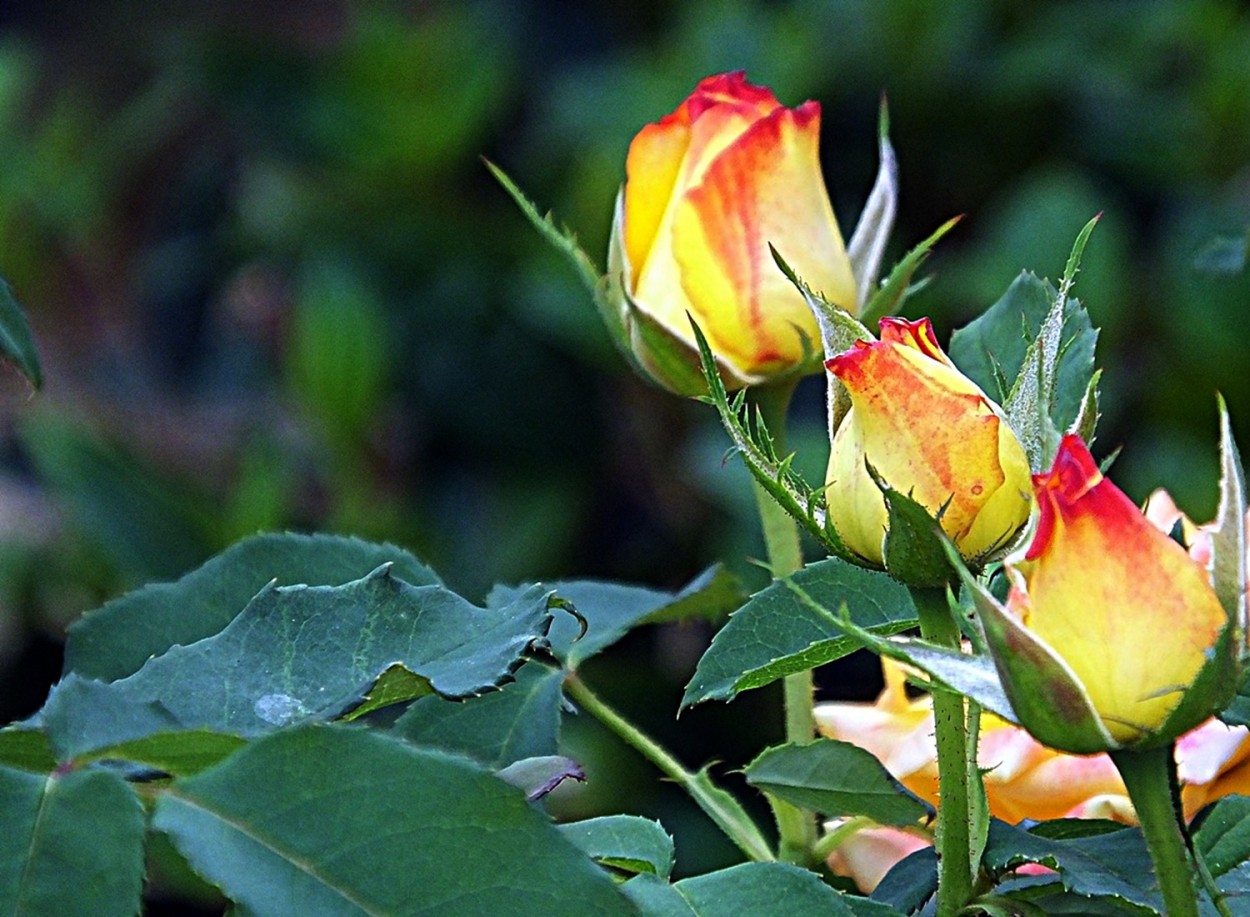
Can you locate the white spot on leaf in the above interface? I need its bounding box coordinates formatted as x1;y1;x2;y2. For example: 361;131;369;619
254;693;306;726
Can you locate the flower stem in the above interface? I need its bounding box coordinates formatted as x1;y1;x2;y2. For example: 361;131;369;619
912;587;976;917
1110;745;1201;917
747;380;817;866
564;674;775;863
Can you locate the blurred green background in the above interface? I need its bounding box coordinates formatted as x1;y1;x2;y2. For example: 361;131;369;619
0;0;1248;904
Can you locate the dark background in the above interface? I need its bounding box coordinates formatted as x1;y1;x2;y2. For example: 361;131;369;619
0;0;1247;905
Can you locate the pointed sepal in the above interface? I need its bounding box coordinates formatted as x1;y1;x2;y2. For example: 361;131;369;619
872;467;957;588
846;96;899;313
1212;397;1248;655
859;216;961;326
946;543;1117;753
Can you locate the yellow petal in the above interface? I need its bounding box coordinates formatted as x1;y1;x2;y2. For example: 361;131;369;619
670;102;853;376
623;118;690;281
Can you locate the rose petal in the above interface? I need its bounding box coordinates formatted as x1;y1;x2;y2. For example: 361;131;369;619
825;822;931;894
668;102;853;375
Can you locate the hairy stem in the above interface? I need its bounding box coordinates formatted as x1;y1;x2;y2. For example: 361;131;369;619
746;380;817;866
1110;745;1201;917
913;587;975;917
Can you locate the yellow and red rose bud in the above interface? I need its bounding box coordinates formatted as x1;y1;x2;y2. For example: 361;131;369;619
822;316;1032;567
817;656;1250;893
971;434;1235;752
605;71;857;393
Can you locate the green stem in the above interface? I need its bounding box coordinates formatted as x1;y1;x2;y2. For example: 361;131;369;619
1110;745;1200;917
913;587;975;917
564;674;775;864
747;381;817;866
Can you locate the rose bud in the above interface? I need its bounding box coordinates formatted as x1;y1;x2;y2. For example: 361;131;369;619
606;71;856;393
817;657;1250;892
974;434;1234;752
823;316;1032;566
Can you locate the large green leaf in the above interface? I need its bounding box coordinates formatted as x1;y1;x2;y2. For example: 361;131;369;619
558;815;675;879
489;565;743;669
0;277;41;389
1215;861;1250;903
0;765;145;916
682;557;916;708
38;567;553;758
65;532;440;682
391;661;564;767
152;725;633;916
623;865;903;916
743;739;932;827
948;270;1098;445
981;820;1161;914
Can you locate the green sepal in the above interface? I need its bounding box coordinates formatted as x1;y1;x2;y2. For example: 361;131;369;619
1154;615;1238;749
1212;397;1248;657
596;188;634;352
489;165;716;395
625;297;726;395
948;251;1100;474
771;245;873;362
486;159;600;293
771;245;873;437
1157;406;1245;739
860;215;962;327
1001;217;1101;473
846;96;899;313
1069;368;1102;443
691;320;850;558
949;542;1116;753
872;465;956;587
601;193;732;395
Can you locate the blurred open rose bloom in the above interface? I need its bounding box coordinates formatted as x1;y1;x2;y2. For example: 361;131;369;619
815;658;1250;892
823;316;1032;566
975;434;1233;753
606;71;857;393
